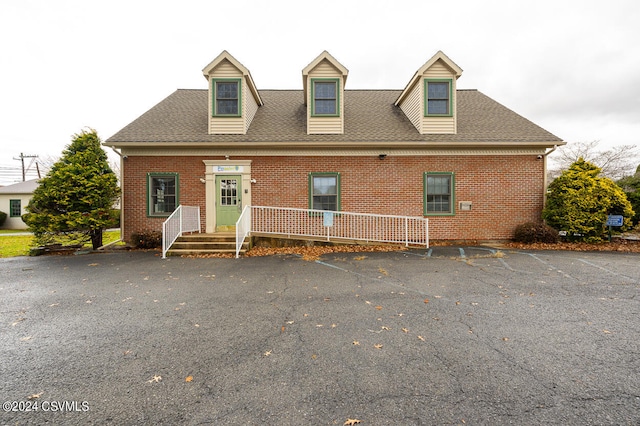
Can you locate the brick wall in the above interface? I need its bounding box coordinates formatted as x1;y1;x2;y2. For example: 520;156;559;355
122;154;544;242
122;156;208;242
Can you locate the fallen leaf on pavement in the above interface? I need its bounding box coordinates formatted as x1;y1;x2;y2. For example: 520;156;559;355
185;376;193;382
148;375;162;383
424;298;429;304
344;419;362;426
27;392;42;400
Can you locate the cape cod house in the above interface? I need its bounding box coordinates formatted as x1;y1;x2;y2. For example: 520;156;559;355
104;50;563;251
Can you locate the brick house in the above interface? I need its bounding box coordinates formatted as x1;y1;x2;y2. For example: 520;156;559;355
104;50;564;244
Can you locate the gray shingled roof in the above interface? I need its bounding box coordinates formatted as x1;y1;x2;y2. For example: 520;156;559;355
105;89;562;145
0;179;38;194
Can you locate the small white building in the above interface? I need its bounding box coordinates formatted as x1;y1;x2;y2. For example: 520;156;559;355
0;179;38;229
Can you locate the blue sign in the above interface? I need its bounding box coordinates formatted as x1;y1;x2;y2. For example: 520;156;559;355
606;215;623;227
323;212;334;227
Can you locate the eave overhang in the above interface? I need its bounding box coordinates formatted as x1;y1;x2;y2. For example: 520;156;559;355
104;140;565;151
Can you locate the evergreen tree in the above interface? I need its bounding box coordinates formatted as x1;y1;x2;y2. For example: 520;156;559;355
24;129;119;249
543;158;634;242
617;163;640;226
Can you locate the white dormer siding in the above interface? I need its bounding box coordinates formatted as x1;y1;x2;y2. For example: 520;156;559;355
396;51;462;135
303;51;348;135
202;51;262;135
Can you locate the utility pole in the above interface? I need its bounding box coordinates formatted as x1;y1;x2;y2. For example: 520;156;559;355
13;153;38;181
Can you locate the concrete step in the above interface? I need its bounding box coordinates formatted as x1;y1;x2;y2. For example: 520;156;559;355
166;233;247;256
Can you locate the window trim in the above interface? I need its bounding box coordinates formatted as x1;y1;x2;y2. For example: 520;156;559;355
311;78;340;117
212;78;242;117
9;199;21;217
423;79;453;117
308;172;341;212
423;172;455;216
147;172;179;218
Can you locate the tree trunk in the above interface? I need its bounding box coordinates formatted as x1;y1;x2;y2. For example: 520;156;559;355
90;229;103;250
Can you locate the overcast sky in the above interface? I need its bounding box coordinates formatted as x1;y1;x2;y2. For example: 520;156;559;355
1;0;639;185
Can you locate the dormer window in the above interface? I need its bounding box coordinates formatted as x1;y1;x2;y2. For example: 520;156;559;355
213;79;242;116
311;79;340;116
424;79;452;116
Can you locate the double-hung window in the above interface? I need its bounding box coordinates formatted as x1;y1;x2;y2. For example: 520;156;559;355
309;173;340;211
148;173;179;217
424;80;452;116
311;79;339;116
9;199;21;217
424;172;454;215
213;79;241;116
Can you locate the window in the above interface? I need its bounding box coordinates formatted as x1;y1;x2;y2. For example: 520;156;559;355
424;80;452;116
219;178;238;206
213;79;241;116
9;199;21;217
311;79;339;116
309;173;340;211
424;172;454;215
148;173;179;217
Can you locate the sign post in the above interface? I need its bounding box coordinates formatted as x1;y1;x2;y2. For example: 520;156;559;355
605;215;624;242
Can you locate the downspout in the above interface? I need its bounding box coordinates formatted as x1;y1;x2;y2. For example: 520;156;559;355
110;147;125;245
542;145;558;205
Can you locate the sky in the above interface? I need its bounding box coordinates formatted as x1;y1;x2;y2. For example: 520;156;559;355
1;0;639;185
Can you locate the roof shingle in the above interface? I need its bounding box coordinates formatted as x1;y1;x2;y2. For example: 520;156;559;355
105;89;562;145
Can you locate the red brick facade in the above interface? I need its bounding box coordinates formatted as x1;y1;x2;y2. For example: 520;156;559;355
122;154;544;243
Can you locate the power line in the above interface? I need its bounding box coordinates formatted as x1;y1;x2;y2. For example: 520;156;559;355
12;153;38;182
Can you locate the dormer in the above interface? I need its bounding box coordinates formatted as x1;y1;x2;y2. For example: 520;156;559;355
395;51;463;135
302;51;349;135
202;51;263;135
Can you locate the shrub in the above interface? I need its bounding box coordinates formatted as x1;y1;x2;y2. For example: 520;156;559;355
543;158;634;242
0;211;6;227
514;222;559;244
131;230;162;249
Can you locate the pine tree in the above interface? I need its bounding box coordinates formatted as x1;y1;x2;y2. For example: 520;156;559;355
543;158;634;242
24;129;119;249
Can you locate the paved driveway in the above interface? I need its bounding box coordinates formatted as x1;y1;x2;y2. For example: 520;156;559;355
1;247;639;425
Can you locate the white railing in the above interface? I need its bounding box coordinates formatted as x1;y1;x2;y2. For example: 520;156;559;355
162;205;201;258
236;205;252;258
235;205;428;258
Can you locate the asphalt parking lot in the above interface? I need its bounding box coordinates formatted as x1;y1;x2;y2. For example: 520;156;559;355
1;246;639;425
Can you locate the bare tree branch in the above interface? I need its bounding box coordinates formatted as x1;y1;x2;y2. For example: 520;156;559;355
549;140;640;180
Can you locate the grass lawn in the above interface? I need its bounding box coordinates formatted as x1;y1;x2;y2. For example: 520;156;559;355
0;230;122;258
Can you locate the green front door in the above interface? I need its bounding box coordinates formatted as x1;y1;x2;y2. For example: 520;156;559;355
215;175;242;230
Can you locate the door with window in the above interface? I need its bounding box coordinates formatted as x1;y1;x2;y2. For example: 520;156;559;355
215;175;242;228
